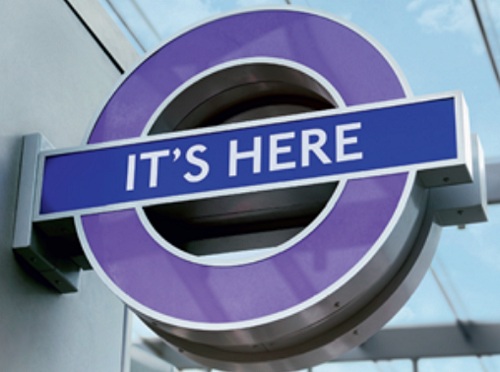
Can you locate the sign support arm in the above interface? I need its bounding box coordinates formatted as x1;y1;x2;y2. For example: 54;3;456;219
12;134;90;293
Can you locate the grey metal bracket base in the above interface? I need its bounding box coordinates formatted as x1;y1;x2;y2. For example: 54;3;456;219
430;134;487;226
12;134;90;293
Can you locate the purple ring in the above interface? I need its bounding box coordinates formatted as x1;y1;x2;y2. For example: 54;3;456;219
80;10;408;324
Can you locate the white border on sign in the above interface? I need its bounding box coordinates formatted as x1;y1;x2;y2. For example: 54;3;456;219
34;91;468;223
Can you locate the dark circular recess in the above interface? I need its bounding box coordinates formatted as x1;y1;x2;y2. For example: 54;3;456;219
144;62;338;256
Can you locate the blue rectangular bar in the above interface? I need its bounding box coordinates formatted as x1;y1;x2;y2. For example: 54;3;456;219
39;95;461;216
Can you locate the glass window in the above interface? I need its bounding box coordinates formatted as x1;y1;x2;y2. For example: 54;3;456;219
419;356;484;371
435;205;500;322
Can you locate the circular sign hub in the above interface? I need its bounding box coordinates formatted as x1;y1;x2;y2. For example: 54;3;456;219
78;9;438;371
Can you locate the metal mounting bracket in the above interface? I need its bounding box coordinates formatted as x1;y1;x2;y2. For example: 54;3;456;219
431;134;487;226
12;134;91;293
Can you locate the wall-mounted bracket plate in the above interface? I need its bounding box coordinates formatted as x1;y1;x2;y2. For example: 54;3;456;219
12;134;90;293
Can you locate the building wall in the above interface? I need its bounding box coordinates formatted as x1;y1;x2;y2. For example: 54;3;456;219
0;1;131;370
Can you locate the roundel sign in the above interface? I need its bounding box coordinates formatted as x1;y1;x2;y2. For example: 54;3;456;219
34;8;476;371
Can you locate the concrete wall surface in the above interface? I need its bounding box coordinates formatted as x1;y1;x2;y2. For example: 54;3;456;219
0;0;130;371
